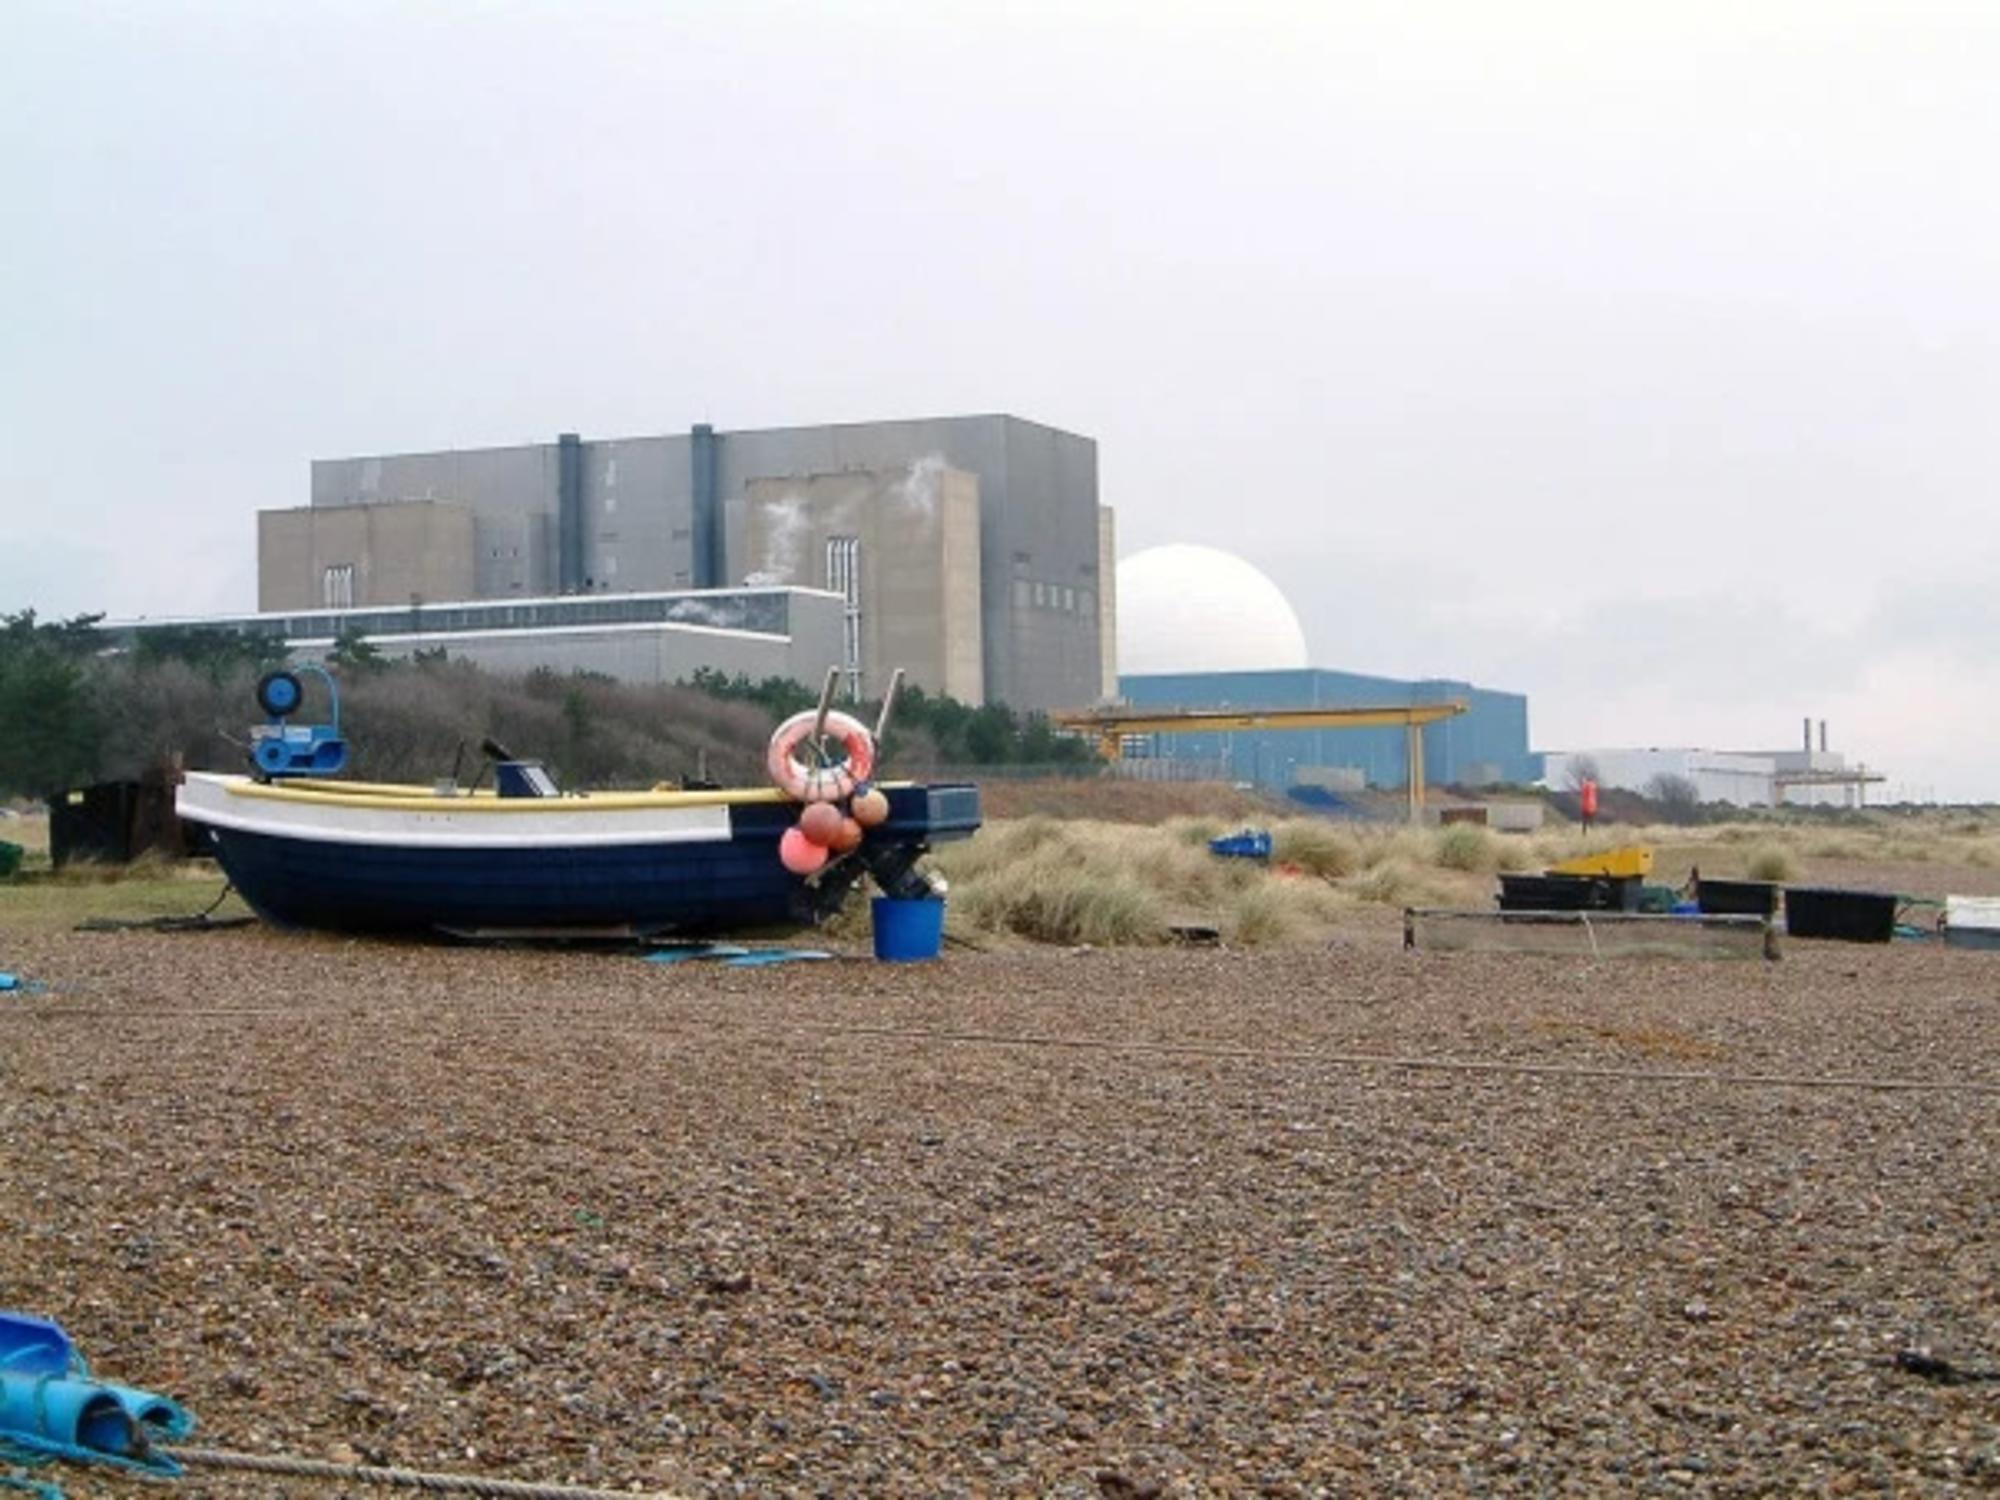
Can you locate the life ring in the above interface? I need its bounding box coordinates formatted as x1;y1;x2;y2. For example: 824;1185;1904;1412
767;710;876;803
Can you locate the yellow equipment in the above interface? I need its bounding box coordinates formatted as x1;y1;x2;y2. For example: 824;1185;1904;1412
1547;846;1654;880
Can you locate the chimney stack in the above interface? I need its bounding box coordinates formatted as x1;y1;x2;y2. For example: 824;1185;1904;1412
1819;720;1828;753
1803;716;1812;753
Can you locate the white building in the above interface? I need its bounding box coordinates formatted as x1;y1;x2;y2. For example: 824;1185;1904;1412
1541;748;1782;807
1541;743;1882;808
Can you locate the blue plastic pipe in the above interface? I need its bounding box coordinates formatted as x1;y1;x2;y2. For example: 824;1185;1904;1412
0;1313;192;1480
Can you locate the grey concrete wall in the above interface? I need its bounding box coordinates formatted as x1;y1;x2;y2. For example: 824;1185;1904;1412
313;444;559;520
579;434;697;592
296;414;1102;710
1096;505;1118;702
314;444;563;599
714;415;1098;710
472;508;555;598
994;419;1102;710
731;465;984;704
939;473;985;704
258;502;476;610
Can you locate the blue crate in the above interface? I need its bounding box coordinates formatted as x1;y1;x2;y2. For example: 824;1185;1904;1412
1208;829;1273;861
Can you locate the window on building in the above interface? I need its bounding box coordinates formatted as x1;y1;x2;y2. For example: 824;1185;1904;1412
322;564;355;609
1033;582;1046;607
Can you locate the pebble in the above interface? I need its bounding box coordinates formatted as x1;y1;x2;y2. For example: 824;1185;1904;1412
1;933;1993;1495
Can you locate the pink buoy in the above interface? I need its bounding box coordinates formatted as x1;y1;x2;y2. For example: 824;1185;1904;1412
798;801;843;847
779;826;828;875
829;816;865;854
851;786;890;828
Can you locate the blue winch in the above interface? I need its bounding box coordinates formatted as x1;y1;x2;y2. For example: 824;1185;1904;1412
247;665;348;779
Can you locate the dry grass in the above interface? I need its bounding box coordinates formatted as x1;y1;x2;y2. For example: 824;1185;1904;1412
1434;823;1500;872
926;803;2000;949
933;816;1506;946
2;811;48;858
1745;845;1802;883
0;863;247;935
1272;819;1362;877
1526;812;2000;874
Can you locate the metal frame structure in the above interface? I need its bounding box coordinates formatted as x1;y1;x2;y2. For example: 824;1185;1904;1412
1772;768;1887;806
1050;702;1469;822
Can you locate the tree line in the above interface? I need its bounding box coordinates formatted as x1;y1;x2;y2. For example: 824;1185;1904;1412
0;615;1093;798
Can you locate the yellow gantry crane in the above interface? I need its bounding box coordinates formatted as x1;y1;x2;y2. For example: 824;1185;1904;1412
1049;701;1470;823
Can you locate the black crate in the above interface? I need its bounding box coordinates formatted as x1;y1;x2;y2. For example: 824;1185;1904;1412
1497;873;1640;912
47;780;200;869
1784;886;1897;943
48;782;141;867
1697;878;1782;918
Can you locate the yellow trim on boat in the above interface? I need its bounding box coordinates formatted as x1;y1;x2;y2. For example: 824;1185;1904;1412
283;778;500;799
224;777;911;814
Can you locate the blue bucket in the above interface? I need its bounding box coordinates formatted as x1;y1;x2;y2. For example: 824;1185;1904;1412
872;896;945;962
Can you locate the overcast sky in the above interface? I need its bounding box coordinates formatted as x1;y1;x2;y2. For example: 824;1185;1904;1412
3;2;1994;798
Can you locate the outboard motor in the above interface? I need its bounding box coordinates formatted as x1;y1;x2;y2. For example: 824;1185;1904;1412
248;666;348;779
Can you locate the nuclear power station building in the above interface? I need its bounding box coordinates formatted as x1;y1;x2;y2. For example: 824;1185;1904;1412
109;412;1550;794
255;414;1113;712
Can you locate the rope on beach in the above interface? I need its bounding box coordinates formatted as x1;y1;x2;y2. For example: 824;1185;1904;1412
10;1003;2000;1096
163;1445;688;1499
784;1021;2000;1097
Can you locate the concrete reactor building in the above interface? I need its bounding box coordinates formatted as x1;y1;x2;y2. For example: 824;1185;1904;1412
255;414;1111;711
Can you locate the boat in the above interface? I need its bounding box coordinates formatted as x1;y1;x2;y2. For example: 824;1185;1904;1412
175;666;979;939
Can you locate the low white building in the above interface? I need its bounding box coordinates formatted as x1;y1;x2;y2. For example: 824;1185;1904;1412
1541;743;1878;809
1542;748;1779;806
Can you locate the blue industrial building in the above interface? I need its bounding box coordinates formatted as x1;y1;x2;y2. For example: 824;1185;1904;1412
1117;669;1534;792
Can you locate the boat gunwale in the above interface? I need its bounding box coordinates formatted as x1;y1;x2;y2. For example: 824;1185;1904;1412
193;773;915;815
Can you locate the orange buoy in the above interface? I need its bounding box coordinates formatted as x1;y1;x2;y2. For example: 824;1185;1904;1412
798;801;843;847
851;786;890;828
779;826;828;875
829;816;865;854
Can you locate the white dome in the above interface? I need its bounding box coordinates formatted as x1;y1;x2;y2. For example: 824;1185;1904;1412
1116;544;1310;675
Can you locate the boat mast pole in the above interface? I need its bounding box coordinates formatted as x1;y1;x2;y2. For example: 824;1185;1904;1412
810;666;840;766
873;668;905;748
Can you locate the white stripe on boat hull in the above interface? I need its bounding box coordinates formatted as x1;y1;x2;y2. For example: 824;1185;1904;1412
177;773;734;850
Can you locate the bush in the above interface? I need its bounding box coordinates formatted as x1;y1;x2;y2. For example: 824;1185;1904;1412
1745;846;1800;882
1644;772;1703;825
1162;816;1228;849
1273;820;1362;878
0;611;108;796
953;863;1165;945
1349;858;1423;907
938;817;1372;947
1433;823;1498;872
1228;884;1303;946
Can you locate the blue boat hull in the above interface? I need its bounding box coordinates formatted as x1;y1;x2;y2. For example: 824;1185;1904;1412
189;784;979;938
